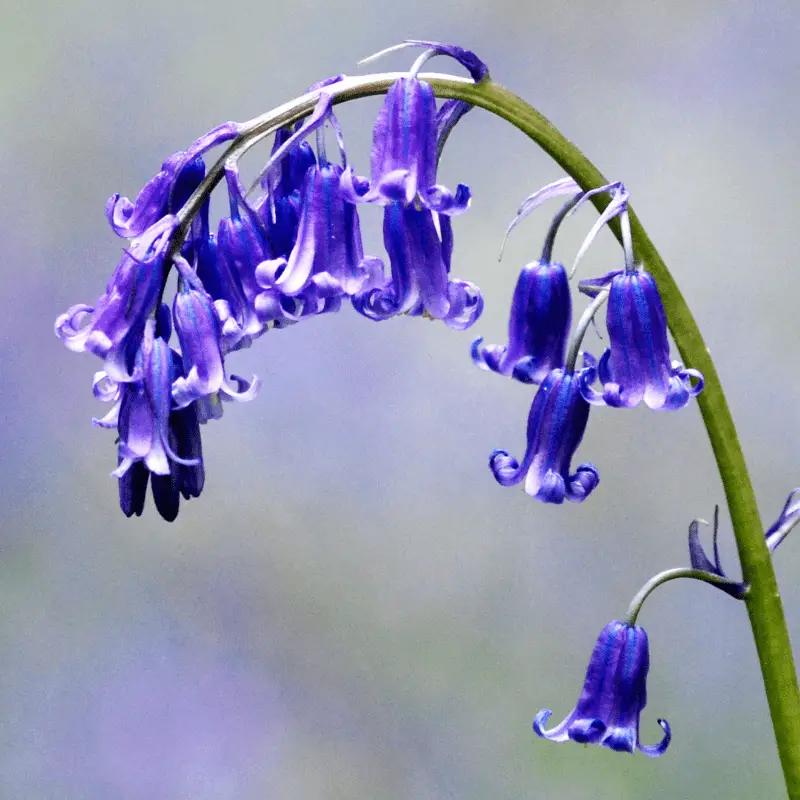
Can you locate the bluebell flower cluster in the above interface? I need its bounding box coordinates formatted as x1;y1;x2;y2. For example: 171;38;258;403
55;41;488;520
534;620;671;757
473;179;704;505
54;38;753;767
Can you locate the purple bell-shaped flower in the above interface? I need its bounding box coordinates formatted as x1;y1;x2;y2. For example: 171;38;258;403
534;620;671;757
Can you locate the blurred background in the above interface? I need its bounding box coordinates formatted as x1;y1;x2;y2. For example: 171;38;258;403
3;0;800;797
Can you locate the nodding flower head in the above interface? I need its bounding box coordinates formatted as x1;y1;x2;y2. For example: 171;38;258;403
489;360;599;504
256;162;383;300
93;319;205;522
55;215;178;381
56;44;495;520
352;202;482;329
257;125;317;259
567;183;703;410
580;268;704;410
472;259;571;385
534;620;671;757
349;41;484;213
171;259;260;410
105;122;240;239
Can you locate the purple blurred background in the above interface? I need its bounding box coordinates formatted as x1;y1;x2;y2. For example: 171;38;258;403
3;0;800;796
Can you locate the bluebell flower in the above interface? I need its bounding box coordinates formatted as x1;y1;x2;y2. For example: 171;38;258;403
470;178;624;385
346;40;486;213
55;214;178;381
580;268;704;410
353;74;469;213
106;122;240;239
472;259;571;384
93;320;204;521
256;161;382;299
489;361;599;503
117;402;205;522
340;43;487;327
352;202;482;329
534;620;671;757
212;166;325;349
171;259;260;409
216;176;273;344
257;126;317;259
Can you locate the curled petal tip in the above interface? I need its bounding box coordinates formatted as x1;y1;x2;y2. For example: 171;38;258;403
532;709;553;737
639;718;671;758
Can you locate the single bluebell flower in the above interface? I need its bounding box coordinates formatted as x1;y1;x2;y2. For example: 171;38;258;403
256;161;382;299
257;126;317;259
171;259;260;409
93;320;204;521
106;122;240;239
345;41;484;214
213;166;316;348
580;268;704;410
472;260;571;384
352;202;482;329
472;179;634;386
55;215;178;381
343;75;470;214
227;96;350;328
118;402;205;522
193;228;300;353
109;321;199;479
534;620;671;757
489;361;599;503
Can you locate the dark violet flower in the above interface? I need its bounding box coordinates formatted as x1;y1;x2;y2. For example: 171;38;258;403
352;202;482;329
94;320;204;521
221;97;350;331
118;402;205;522
106;122;240;239
580;268;704;410
489;361;598;503
471;178;631;385
346;41;485;214
534;620;670;757
345;75;470;214
213;166;313;347
216;200;271;343
171;259;260;409
257;127;317;259
110;321;199;478
472;259;571;384
255;162;382;299
55;215;178;381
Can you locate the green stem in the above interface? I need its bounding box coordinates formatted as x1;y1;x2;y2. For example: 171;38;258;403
624;567;746;627
428;77;800;795
174;70;800;793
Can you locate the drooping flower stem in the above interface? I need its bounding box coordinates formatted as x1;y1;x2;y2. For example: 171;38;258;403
624;567;746;627
170;72;800;795
421;77;800;796
564;289;608;373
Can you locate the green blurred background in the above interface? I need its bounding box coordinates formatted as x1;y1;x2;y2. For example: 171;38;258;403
3;0;800;796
